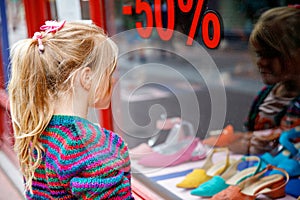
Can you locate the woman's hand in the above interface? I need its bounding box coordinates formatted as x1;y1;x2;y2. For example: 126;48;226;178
228;130;279;155
249;135;278;154
249;129;280;154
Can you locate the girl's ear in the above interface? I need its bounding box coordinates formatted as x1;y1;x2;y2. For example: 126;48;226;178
80;67;93;90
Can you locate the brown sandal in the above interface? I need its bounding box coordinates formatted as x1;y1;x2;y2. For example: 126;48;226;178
210;165;289;200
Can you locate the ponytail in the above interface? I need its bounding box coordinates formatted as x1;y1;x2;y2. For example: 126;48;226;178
8;39;53;192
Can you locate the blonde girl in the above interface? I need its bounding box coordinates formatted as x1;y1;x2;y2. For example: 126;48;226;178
8;21;133;199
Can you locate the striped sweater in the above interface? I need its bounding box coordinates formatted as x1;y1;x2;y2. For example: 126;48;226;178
26;115;133;200
245;85;300;131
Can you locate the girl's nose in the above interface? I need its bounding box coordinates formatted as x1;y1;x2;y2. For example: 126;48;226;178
111;77;116;86
257;57;270;67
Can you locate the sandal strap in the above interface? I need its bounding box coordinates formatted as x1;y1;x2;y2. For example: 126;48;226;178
202;148;229;171
236;156;262;184
222;155;261;183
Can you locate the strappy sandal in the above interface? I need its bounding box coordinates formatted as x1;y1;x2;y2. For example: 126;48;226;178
210;165;289;200
191;156;262;197
176;148;234;189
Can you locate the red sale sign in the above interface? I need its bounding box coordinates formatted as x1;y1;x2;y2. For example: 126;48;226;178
123;0;223;49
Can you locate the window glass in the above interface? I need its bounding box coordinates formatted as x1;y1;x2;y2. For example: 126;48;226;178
104;0;278;143
104;0;299;199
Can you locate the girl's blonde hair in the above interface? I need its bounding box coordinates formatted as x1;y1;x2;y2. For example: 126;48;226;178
8;22;118;191
249;6;300;64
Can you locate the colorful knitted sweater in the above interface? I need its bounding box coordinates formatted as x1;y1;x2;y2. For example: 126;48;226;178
26;115;133;200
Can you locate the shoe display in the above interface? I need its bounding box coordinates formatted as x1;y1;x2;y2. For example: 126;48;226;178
210;165;289;200
190;156;262;197
130;126;298;199
176;148;234;189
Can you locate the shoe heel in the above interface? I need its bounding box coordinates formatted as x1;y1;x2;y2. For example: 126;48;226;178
264;179;286;199
191;154;205;161
190;142;206;161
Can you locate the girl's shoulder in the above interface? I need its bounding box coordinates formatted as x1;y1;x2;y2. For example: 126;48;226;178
44;115;128;155
286;95;300;114
257;85;274;97
43;115;130;169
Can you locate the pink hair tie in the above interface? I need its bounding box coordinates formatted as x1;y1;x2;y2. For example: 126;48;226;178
32;20;66;53
40;20;66;34
32;32;45;52
288;4;300;8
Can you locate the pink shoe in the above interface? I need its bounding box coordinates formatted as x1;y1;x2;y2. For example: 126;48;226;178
129;143;154;160
138;138;206;167
131;120;195;160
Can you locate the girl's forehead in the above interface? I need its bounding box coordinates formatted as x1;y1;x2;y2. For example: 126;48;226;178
252;41;278;52
251;43;265;52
